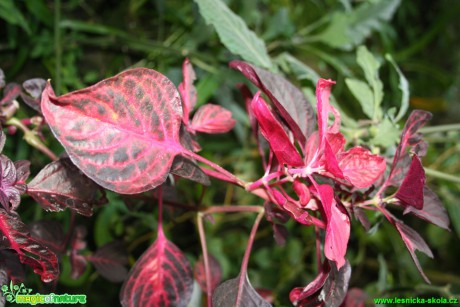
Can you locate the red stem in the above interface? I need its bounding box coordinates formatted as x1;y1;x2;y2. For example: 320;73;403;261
235;210;265;306
197;213;212;307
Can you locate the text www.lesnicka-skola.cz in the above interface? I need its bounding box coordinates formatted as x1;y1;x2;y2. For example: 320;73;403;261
374;296;458;304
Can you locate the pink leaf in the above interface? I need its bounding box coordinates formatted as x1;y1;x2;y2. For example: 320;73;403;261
290;261;330;305
293;180;311;206
0;83;21;105
395;155;425;209
338;147;386;188
27;158;107;216
394;221;433;283
316;79;337;148
316;184;350;269
251;93;303;167
178;58;197;125
0;209;59;282
190;104;236;134
404;187;450;231
41;68;184;194
120;230;193;307
230;60;315;144
194;254;222;295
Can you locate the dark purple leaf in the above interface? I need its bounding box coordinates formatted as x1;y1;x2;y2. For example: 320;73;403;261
404;187;450;231
178;58;197;125
230;60;315;144
120;229;193;307
290;260;351;307
27;158;107;216
13;160;30;183
70;226;87;279
395;155;425;209
0;129;5;153
388;110;432;183
0;250;25;283
353;207;370;232
170;125;209;185
0;69;5;89
41;68;184;194
341;288;368;307
0;83;21;105
251;92;303;167
255;289;274;304
394;221;433;283
194;254;222;295
387;153;411;186
0;155;27;211
0;209;59;282
88;241;128;283
190;104;236;134
212;273;272;307
29;220;65;255
20;78;46;112
272;223;288;246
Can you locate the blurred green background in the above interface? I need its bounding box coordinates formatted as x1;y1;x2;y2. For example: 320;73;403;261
1;0;460;305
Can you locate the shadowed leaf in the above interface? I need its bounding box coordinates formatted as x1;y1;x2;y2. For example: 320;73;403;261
41;68;184;194
212;273;271;307
194;254;222;295
29;220;65;255
404;187;450;231
120;230;193;307
230;61;315;144
27;158;107;216
178;58;197;125
89;241;128;283
394;221;433;283
0;209;59;282
21;78;46;112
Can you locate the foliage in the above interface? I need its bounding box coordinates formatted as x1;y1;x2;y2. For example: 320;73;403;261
1;0;460;306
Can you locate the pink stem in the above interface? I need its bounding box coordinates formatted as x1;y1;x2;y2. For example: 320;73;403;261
157;186;164;236
197;213;212;307
246;170;286;191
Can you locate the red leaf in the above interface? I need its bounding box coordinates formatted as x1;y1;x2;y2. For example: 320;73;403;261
290;261;330;305
27;158;107;216
0;209;59;282
316;184;350;269
194;254;222;295
230;60;315;144
41;68;184;194
338;147;386;188
89;241;129;283
190;104;236;134
212;273;271;307
394;221;433;283
404;187;450;231
293;180;311;207
395;155;425;209
120;230;193;307
178;58;197;125
251;93;303;167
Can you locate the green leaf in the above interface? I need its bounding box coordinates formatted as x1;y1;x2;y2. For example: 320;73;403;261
316;0;401;50
194;0;272;69
345;78;374;119
386;54;410;122
278;53;320;84
356;46;383;121
0;0;31;34
371;117;400;147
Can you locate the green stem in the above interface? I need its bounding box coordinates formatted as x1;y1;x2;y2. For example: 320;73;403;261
425;167;460;184
54;0;62;94
420;123;460;134
5;117;58;161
